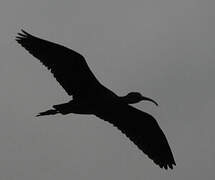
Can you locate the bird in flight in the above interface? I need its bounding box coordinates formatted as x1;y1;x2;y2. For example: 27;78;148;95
16;30;176;169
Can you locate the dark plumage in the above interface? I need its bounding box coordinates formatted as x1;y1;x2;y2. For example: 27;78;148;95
16;30;176;169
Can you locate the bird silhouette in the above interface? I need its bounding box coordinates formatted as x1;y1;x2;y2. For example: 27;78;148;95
16;30;176;169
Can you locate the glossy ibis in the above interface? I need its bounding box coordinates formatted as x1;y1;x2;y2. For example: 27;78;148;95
16;30;175;169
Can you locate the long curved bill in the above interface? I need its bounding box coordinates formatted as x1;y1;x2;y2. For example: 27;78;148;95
141;96;159;106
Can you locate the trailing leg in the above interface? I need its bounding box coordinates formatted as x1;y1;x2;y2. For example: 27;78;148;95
36;109;59;117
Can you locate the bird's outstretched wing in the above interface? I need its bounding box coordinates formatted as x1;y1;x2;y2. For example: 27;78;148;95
16;30;101;97
95;103;176;169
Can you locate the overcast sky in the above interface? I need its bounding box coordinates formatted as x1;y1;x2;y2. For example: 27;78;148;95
0;0;215;179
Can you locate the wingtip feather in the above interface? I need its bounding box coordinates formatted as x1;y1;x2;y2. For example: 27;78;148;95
16;29;32;41
21;29;30;36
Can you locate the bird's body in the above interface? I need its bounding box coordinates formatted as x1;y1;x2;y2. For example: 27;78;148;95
16;30;176;169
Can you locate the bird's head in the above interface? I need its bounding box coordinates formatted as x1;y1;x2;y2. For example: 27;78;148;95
124;92;158;106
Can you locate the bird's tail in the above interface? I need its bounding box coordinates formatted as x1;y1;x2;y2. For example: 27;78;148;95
36;109;59;117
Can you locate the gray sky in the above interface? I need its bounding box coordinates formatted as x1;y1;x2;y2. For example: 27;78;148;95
0;0;215;179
